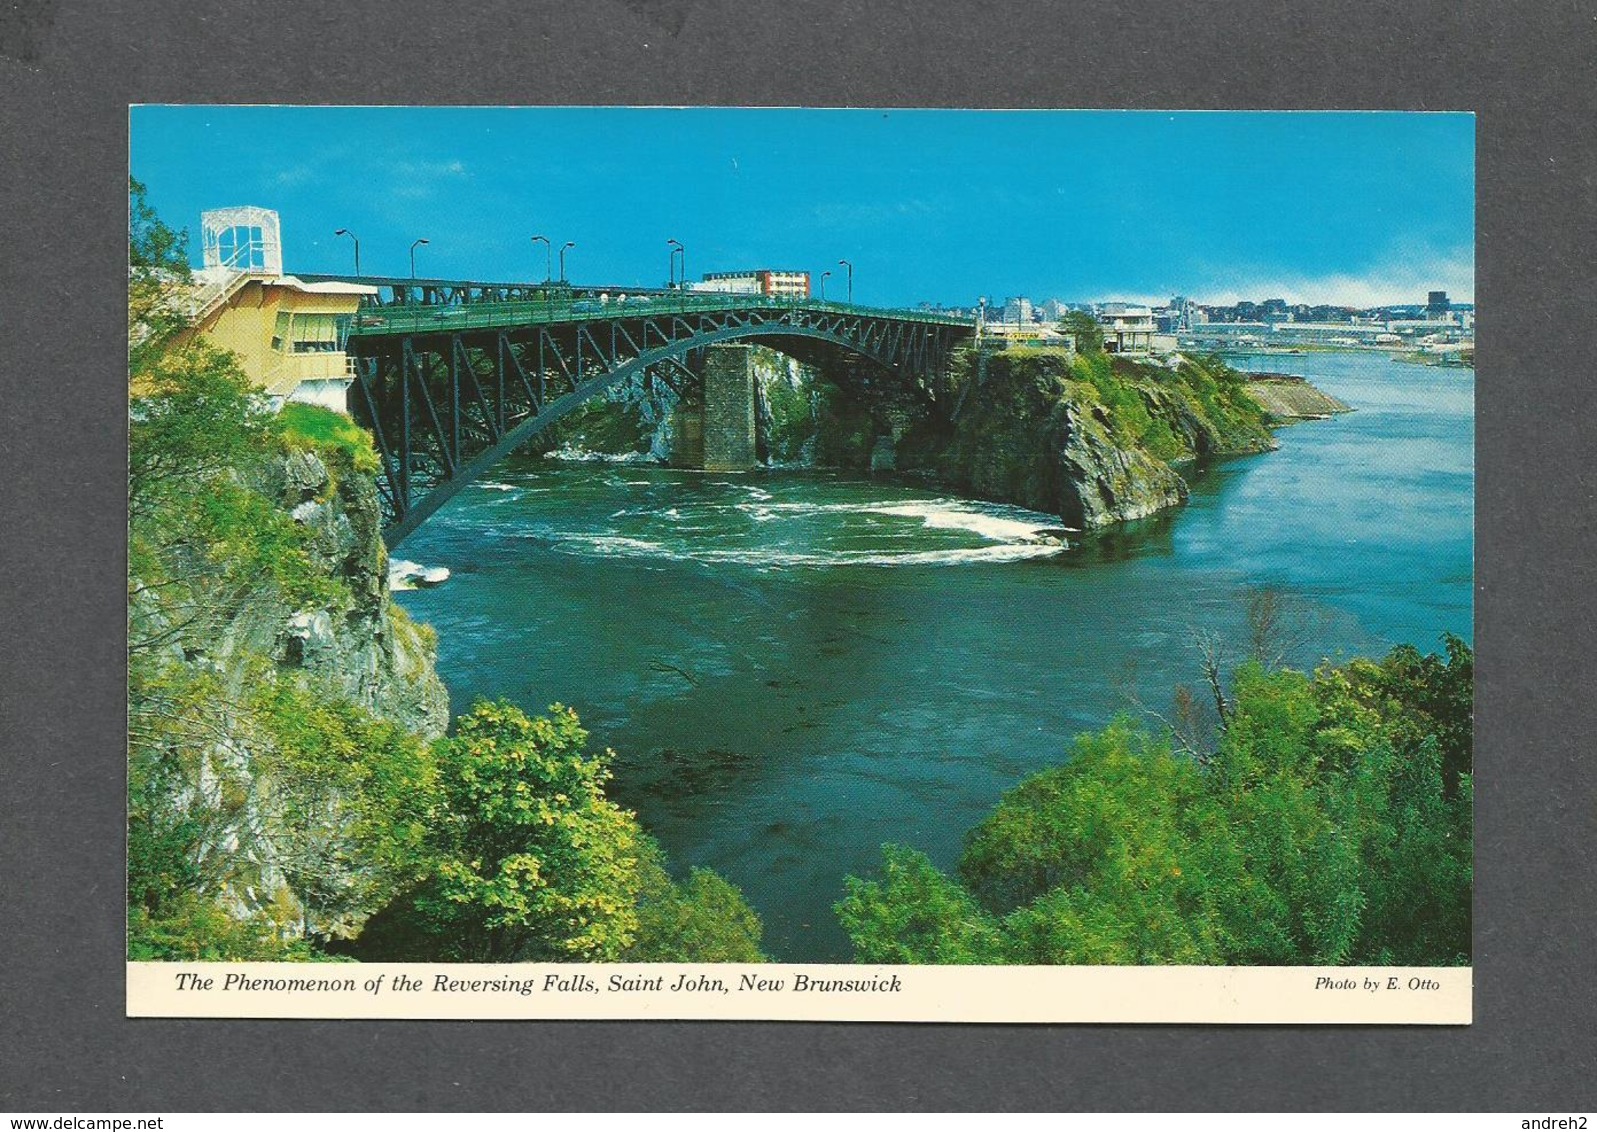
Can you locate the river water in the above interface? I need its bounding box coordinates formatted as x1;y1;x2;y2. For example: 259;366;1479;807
394;351;1474;960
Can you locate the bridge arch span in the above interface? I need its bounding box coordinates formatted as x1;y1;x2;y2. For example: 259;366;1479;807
345;300;972;545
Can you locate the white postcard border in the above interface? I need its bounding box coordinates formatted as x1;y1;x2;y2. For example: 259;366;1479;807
128;962;1471;1024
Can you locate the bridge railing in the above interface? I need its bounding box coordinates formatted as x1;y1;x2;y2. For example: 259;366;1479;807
344;290;974;338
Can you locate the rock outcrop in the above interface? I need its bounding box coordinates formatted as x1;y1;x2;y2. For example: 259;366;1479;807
896;349;1277;530
262;448;449;739
521;342;1320;534
187;446;450;741
134;443;450;942
1244;374;1353;422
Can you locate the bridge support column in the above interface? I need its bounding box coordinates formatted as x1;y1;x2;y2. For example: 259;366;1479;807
700;344;758;471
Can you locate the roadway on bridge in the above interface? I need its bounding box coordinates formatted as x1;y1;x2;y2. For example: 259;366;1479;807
342;289;973;339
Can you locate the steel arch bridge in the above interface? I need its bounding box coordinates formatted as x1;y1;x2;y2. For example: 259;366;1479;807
337;286;975;545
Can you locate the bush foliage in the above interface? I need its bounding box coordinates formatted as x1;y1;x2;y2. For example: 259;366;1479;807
362;700;767;963
839;637;1473;966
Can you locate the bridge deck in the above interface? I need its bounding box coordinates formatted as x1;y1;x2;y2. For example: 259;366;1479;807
344;291;973;338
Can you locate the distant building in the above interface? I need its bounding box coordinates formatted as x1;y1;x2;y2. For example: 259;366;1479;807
183;207;376;409
1038;298;1069;323
1177;321;1273;348
1261;297;1292;323
1156;295;1203;333
1427;290;1451;317
1096;303;1155;354
1000;296;1034;325
1383;317;1465;337
692;270;811;298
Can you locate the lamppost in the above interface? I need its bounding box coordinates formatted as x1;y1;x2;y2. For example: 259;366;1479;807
409;238;429;280
667;239;683;289
531;234;551;282
819;270;831;301
838;258;853;304
559;241;575;283
334;228;360;276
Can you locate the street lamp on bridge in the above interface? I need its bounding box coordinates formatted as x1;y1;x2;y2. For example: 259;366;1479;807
559;241;576;283
838;258;853;304
531;235;551;282
819;270;831;301
334;228;360;277
667;239;684;289
409;238;430;280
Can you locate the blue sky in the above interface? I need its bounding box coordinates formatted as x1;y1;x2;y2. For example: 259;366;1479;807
131;107;1474;308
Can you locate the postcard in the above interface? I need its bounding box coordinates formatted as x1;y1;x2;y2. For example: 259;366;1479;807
126;106;1474;1022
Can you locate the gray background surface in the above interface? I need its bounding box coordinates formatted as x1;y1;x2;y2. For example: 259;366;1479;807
1;0;1593;1112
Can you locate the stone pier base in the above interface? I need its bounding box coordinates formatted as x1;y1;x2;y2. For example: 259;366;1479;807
700;344;758;471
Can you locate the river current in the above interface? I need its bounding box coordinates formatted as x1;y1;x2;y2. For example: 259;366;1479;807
394;351;1474;961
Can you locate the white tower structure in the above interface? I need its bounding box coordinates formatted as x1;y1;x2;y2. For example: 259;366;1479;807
200;206;283;277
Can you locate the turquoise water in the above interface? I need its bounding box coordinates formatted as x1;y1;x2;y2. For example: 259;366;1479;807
395;351;1474;960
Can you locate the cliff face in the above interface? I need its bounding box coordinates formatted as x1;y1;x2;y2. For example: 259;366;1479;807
229;448;448;939
262;449;449;738
538;348;829;466
901;353;1172;527
521;343;1303;533
131;442;449;944
180;446;450;741
895;349;1278;530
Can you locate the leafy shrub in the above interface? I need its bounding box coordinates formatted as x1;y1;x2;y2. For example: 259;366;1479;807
839;638;1473;966
278;402;381;474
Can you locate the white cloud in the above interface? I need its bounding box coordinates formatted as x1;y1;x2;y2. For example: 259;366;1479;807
393;158;469;180
386;158;471;203
811;199;943;227
1194;246;1475;307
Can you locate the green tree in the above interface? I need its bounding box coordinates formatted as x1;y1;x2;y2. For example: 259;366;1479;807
836;845;1002;964
247;675;441;939
129;177;194;373
1207;664;1365;963
1310;637;1473;962
626;838;767;962
1060;309;1105;354
127;181;330;661
128;893;329;962
957;721;1237;964
128;344;333;659
410;700;770;962
415;701;649;961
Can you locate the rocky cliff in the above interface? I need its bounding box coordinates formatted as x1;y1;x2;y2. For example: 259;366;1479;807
897;348;1277;529
160;443;452;741
129;434;450;948
259;448;449;738
525;343;1313;533
229;447;448;939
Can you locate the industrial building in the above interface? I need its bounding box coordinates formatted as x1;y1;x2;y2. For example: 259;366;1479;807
691;269;811;298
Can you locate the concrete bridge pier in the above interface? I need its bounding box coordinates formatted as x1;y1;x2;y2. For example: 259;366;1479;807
698;344;758;471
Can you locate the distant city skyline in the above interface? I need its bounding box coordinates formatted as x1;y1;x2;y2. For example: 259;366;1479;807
131;107;1475;308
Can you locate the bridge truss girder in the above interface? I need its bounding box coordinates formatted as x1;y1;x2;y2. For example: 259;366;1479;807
296;274;673;308
347;305;968;545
